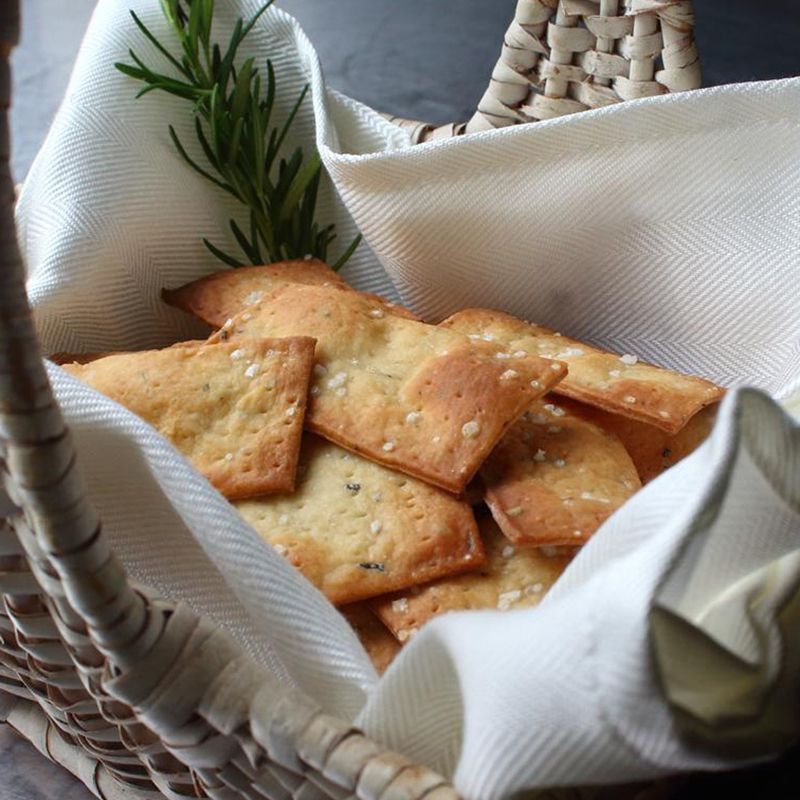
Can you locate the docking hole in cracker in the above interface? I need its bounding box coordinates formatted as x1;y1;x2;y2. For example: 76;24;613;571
60;337;316;500
209;284;568;493
235;435;485;604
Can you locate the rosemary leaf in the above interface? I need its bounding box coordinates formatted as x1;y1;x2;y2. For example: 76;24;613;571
116;0;358;269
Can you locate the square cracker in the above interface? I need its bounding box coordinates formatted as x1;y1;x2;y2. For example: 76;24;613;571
568;399;718;484
372;514;573;642
211;284;568;493
163;259;419;328
61;338;315;500
235;435;484;604
341;604;402;675
441;309;724;434
481;397;641;548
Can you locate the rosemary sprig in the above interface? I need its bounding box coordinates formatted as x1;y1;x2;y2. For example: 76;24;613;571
115;0;359;269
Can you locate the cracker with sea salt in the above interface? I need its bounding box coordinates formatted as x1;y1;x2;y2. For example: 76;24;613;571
570;400;718;484
481;398;641;547
441;309;724;434
373;514;573;642
235;435;484;604
163;258;419;327
61;338;315;500
341;604;402;674
212;284;567;493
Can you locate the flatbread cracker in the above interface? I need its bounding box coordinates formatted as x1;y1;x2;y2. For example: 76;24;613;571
235;435;484;604
441;309;724;434
61;338;315;500
341;604;402;674
373;514;573;641
569;400;718;484
163;259;419;327
482;398;641;547
212;285;567;493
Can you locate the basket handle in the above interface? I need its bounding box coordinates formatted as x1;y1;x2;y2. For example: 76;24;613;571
390;0;701;143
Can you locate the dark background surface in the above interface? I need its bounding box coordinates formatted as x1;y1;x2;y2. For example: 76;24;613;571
281;0;800;125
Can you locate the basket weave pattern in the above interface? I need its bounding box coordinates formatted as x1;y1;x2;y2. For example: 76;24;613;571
389;0;700;143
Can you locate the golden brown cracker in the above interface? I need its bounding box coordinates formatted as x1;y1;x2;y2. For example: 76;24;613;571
482;398;641;547
62;338;315;499
373;515;573;641
441;309;723;434
163;259;419;327
341;604;402;674
212;284;567;493
569;400;718;484
162;259;346;327
235;435;484;604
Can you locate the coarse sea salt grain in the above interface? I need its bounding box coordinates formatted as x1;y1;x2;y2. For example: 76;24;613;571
544;403;566;417
507;506;524;517
383;441;396;452
500;369;519;381
554;458;566;468
624;395;637;404
370;520;382;534
495;352;512;360
497;590;522;610
533;449;547;462
224;452;234;462
659;410;671;419
244;290;263;305
286;407;296;417
502;545;515;559
310;386;320;396
406;411;423;424
369;308;384;318
230;348;245;360
462;420;481;438
392;598;409;614
620;354;638;366
327;371;348;389
556;347;584;358
609;369;622;378
244;363;259;378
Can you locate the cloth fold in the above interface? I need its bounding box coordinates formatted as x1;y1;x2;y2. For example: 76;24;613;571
14;1;800;797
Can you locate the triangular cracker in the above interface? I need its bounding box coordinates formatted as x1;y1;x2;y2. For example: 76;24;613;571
236;435;484;604
61;338;316;500
163;259;346;328
163;259;419;327
569;400;718;484
481;398;641;547
441;309;724;434
211;284;568;493
372;514;573;642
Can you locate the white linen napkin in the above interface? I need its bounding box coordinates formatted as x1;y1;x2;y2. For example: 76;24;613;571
14;1;800;797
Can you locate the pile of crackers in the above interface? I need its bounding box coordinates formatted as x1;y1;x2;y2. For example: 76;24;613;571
56;259;723;674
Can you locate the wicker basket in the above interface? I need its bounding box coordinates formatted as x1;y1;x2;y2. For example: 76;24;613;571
0;2;704;798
